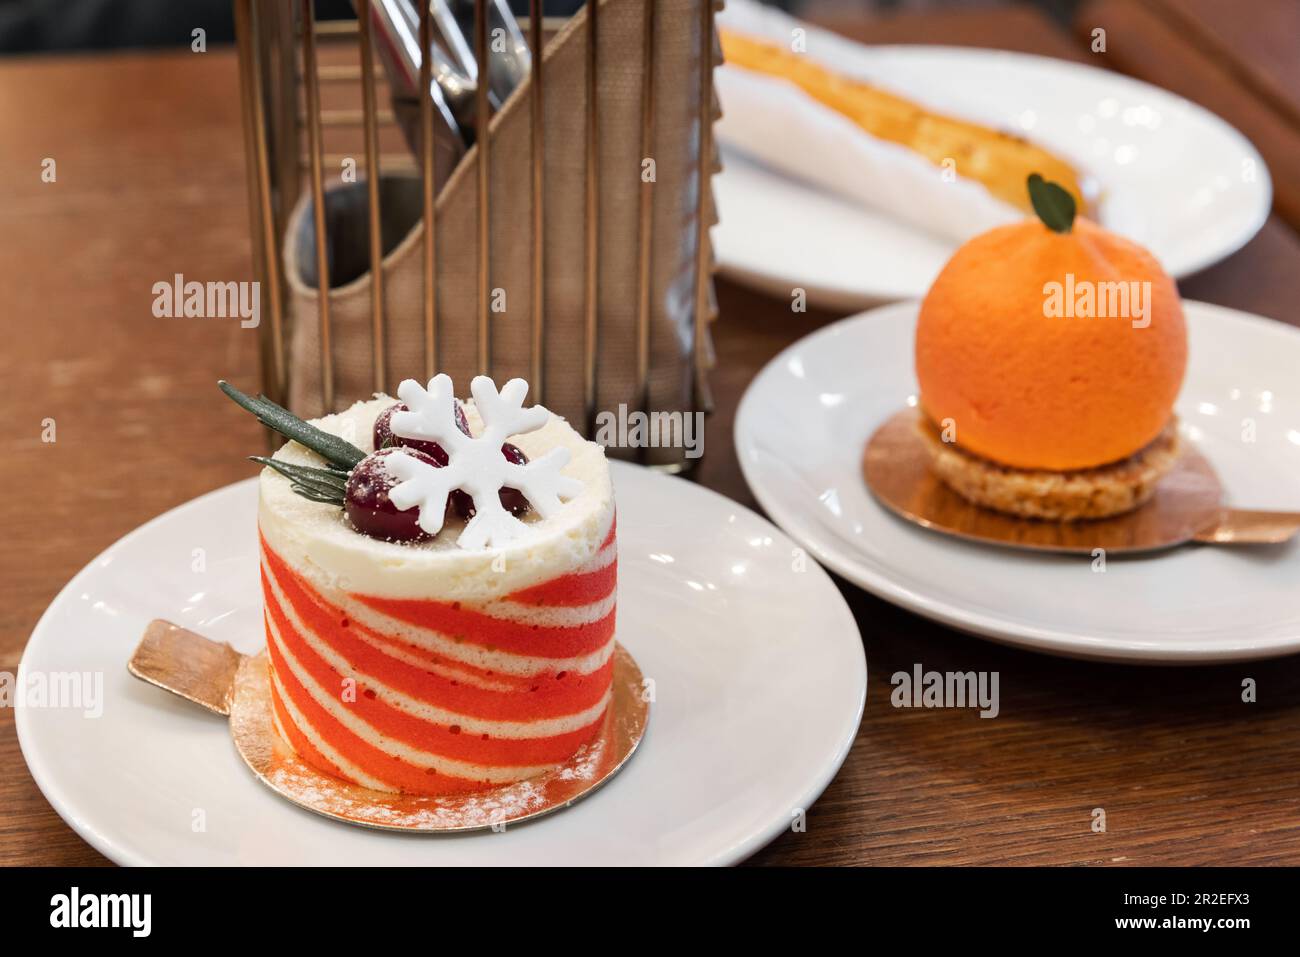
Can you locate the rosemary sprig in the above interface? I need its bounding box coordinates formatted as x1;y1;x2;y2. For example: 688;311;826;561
250;456;348;506
219;380;366;471
250;456;349;490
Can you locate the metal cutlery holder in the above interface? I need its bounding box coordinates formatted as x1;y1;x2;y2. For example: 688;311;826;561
234;0;721;469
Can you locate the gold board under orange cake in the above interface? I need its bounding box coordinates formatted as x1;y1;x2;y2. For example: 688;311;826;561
239;378;616;796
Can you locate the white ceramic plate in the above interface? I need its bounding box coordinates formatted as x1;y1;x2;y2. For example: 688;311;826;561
735;300;1300;663
714;46;1271;308
16;462;865;865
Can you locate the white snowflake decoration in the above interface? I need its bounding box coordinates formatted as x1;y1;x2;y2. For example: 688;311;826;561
383;374;584;550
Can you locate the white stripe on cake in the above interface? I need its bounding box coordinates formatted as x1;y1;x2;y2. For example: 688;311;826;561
264;561;612;738
267;616;560;782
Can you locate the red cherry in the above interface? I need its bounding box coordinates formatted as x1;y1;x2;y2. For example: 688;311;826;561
451;443;532;519
345;448;440;543
499;443;531;516
449;488;476;519
372;401;470;463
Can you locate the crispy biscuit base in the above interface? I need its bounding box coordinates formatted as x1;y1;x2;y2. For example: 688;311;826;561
918;420;1181;521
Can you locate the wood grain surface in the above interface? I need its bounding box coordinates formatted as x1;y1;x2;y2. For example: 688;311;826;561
2;5;1298;867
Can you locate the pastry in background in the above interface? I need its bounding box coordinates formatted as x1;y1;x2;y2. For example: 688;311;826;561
720;29;1089;218
715;0;1098;244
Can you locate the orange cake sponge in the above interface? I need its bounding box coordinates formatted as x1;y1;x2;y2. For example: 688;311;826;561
915;217;1186;471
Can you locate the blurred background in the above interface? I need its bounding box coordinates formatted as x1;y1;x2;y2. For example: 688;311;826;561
0;0;1092;53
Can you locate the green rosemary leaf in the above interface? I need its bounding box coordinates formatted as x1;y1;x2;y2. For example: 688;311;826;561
219;380;366;470
290;484;347;506
250;456;348;488
250;456;348;506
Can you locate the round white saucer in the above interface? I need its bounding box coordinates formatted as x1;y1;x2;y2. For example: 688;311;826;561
735;300;1300;663
17;462;866;864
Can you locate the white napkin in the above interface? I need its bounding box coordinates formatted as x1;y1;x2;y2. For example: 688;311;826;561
715;0;1021;243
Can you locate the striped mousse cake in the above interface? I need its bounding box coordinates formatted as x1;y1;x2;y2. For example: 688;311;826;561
255;394;616;796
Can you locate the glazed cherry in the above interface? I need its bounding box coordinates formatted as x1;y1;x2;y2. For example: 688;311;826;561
448;488;476;518
499;443;531;516
451;442;531;519
372;401;471;463
345;448;439;543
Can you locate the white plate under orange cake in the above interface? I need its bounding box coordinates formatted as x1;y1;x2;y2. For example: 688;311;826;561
736;300;1300;663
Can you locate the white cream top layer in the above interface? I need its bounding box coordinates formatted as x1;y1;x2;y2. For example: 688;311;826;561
257;395;615;601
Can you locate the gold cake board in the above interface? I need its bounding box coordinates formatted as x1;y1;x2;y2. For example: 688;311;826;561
863;408;1299;554
130;620;649;833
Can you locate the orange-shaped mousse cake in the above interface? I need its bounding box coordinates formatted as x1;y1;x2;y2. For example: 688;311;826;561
914;175;1188;520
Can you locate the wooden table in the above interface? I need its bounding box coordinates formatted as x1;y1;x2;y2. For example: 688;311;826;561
2;3;1298;866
